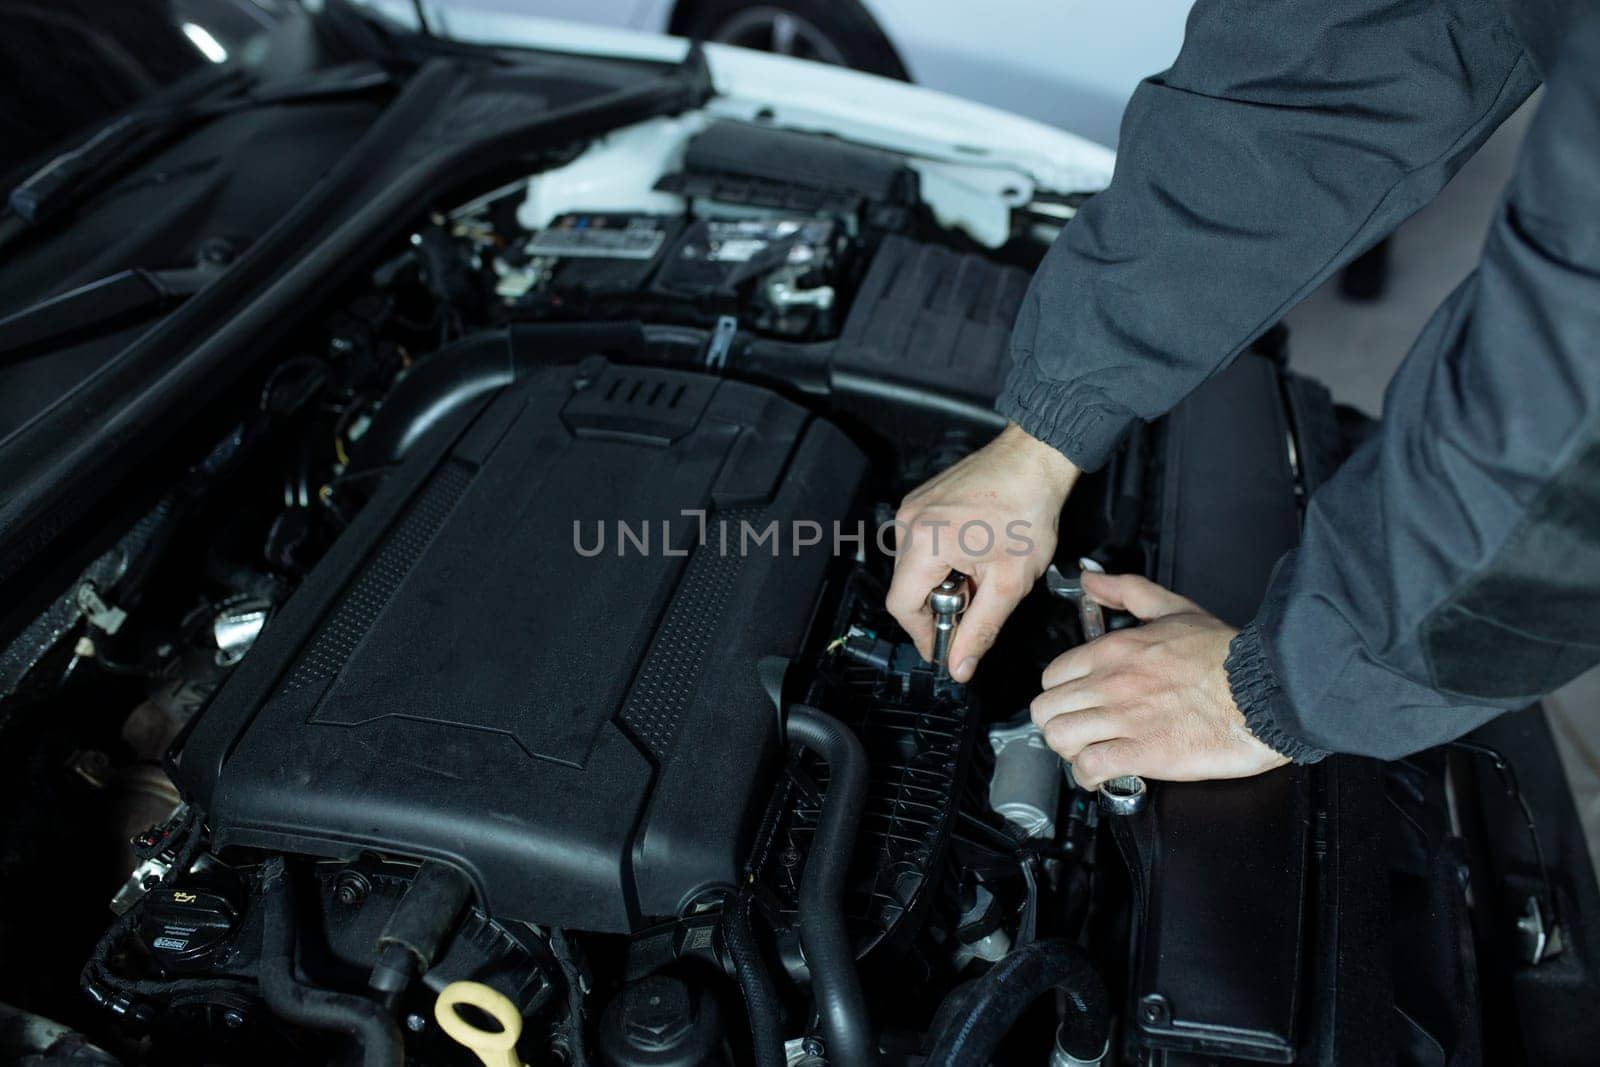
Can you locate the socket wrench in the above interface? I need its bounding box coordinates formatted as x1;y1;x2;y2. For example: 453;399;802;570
1045;560;1149;815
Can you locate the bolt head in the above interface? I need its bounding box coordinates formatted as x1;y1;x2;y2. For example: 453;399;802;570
622;977;693;1050
1138;994;1170;1026
332;871;370;905
928;574;970;616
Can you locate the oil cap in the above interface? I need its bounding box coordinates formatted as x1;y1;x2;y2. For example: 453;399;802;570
137;881;240;974
597;974;723;1067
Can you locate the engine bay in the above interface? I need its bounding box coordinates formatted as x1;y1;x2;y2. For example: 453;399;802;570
182;360;866;935
1;89;1534;1067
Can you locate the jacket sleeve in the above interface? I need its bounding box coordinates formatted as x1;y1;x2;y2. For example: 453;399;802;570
1230;10;1600;763
997;0;1536;471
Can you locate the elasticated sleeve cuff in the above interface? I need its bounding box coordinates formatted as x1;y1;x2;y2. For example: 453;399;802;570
995;355;1139;473
1225;622;1330;764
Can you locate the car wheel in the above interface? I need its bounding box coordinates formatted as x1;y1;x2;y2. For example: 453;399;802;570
677;0;909;80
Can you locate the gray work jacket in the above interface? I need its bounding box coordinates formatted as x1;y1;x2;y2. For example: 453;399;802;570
996;0;1599;761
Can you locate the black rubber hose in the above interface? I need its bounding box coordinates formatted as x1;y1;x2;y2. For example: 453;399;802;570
721;889;786;1067
352;323;651;469
259;857;406;1067
369;861;473;1004
923;939;1109;1067
785;705;874;1067
353;322;1008;473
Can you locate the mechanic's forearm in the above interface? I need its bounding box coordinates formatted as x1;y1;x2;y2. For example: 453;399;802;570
1226;14;1600;762
993;421;1082;492
1000;0;1535;470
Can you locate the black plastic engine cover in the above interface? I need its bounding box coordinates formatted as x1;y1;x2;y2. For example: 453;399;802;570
831;235;1030;403
175;362;865;933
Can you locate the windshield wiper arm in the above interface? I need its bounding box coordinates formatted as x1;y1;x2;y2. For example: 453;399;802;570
0;264;223;362
5;64;393;234
7;112;173;226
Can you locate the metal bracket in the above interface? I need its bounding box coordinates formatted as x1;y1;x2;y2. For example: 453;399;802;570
77;583;127;635
705;314;738;371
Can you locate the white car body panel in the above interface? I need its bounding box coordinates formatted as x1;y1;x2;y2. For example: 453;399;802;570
347;2;1115;244
355;3;1115;183
377;1;1191;148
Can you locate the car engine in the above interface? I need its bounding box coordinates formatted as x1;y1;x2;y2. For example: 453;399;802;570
182;358;867;934
3;110;1396;1067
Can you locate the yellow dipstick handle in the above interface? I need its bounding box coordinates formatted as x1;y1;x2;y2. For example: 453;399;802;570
434;980;526;1067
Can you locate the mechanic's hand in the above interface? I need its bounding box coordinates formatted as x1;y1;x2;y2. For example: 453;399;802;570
887;422;1079;683
1030;571;1288;789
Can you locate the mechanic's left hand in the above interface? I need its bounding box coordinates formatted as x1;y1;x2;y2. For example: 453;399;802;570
1031;571;1288;789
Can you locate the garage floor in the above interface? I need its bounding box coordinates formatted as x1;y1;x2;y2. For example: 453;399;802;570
1279;96;1600;884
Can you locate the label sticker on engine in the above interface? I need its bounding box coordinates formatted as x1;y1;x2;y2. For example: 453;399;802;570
527;215;668;260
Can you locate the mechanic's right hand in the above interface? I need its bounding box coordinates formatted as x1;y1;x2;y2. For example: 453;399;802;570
887;422;1080;683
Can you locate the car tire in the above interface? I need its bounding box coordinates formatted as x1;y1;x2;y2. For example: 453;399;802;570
676;0;909;80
